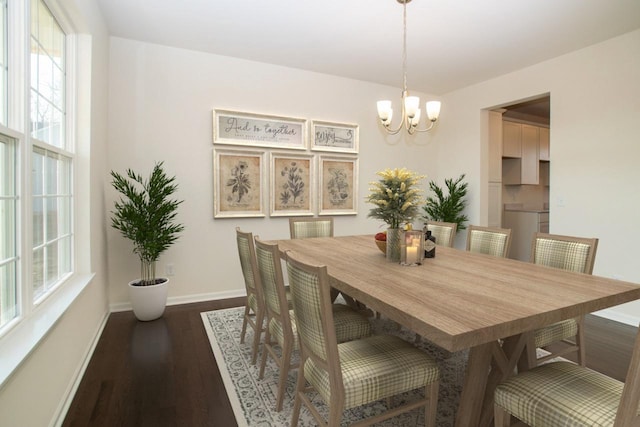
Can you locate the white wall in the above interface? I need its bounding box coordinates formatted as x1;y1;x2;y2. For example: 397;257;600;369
107;30;640;326
0;0;111;425
437;30;640;325
106;37;440;308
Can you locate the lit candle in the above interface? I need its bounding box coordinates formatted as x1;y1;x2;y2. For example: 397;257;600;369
406;246;418;264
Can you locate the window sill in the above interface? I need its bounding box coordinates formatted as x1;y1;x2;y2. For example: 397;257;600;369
0;273;95;388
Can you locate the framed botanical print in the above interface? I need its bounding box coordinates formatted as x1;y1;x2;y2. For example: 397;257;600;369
318;156;358;216
311;120;359;153
213;109;308;150
269;153;314;217
213;149;266;218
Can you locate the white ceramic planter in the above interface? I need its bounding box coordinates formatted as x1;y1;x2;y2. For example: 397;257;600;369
128;278;169;321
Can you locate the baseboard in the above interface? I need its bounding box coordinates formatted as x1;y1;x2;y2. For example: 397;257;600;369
51;310;110;427
109;289;247;313
593;309;640;328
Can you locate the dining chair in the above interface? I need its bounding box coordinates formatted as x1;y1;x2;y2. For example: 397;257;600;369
254;237;372;412
235;227;268;365
426;221;457;247
527;232;599;368
466;225;512;258
494;325;640;427
289;216;334;239
285;250;441;427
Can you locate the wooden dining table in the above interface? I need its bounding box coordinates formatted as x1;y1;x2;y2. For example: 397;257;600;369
271;234;640;427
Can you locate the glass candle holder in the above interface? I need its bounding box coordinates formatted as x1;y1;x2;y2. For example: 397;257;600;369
400;230;424;266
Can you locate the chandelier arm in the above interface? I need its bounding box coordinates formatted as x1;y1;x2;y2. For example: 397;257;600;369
412;121;438;133
381;95;407;134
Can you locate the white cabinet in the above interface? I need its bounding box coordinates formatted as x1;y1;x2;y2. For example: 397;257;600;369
488;111;503;182
502;121;522;158
539;127;550;161
503;210;549;261
502;122;541;185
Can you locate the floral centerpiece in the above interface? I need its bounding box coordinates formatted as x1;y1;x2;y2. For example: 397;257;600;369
366;168;425;261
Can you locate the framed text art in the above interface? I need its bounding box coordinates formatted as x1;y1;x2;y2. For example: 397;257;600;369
213;149;266;218
270;153;314;217
318;156;358;216
213;109;307;150
311;120;359;153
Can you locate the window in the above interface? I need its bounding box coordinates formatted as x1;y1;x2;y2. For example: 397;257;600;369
30;0;66;148
30;0;72;303
0;0;7;126
32;147;72;300
0;133;16;328
0;0;90;387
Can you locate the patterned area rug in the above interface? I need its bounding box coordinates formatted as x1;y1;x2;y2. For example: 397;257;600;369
201;306;469;426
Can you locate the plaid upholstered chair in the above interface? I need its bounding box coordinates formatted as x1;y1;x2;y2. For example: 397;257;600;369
285;250;441;427
254;238;372;412
289;217;334;239
494;326;640;426
527;232;599;368
236;227;268;365
426;221;457;247
466;225;512;258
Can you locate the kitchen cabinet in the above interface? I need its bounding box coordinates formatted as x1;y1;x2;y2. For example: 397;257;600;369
502;123;540;185
502;210;549;261
488;111;503;182
502;121;522;158
539;127;550;161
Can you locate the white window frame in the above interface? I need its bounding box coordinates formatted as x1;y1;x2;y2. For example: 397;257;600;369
0;0;93;388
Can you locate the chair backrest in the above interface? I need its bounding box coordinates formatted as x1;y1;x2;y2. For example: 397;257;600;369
285;250;342;388
615;325;640;426
254;237;293;335
530;232;598;274
427;221;457;247
235;227;263;305
289;217;334;239
466;225;512;258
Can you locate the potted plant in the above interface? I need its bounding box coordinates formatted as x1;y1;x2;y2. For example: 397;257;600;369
110;162;184;321
422;174;469;231
366;168;425;262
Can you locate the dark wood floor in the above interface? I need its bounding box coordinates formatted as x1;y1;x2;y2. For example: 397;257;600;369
63;301;637;426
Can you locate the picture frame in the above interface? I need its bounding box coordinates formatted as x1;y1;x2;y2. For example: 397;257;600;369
318;155;358;216
213;109;308;150
213;148;266;218
311;120;359;153
269;153;314;217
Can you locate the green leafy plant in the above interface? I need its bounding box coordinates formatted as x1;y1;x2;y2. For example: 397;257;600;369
111;162;185;286
422;174;469;231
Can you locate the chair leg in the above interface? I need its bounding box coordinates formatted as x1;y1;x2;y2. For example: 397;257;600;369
291;356;307;427
327;392;345;427
576;316;586;366
425;381;439;427
250;310;264;365
259;328;272;380
494;404;511;426
240;305;251;344
275;342;293;412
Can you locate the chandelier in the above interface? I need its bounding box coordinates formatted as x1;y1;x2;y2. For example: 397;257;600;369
377;0;441;135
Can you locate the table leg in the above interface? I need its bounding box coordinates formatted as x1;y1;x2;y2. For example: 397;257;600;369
455;334;531;427
455;342;493;427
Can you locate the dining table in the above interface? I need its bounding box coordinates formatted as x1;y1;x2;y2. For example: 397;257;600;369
271;234;640;427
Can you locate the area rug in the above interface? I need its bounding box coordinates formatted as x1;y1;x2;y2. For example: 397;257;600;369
201;306;469;427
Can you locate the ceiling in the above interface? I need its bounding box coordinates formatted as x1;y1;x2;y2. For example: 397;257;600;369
96;0;640;95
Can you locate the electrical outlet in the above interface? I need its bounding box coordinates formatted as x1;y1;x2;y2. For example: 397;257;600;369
166;263;175;276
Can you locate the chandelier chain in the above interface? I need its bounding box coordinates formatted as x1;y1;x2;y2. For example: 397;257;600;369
402;0;408;92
